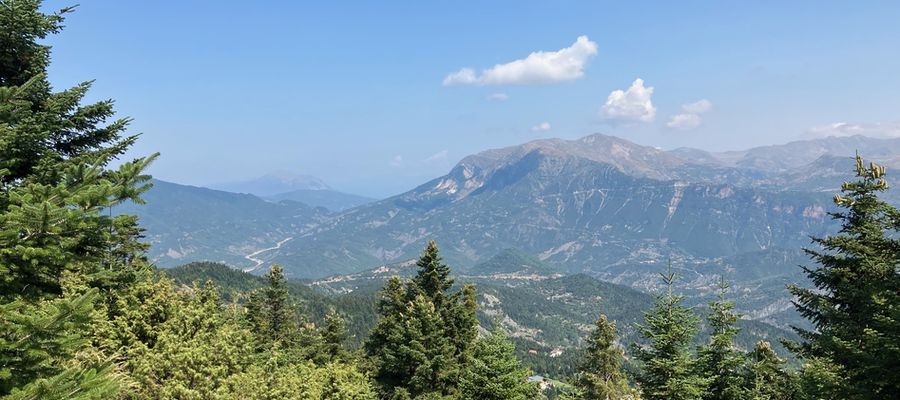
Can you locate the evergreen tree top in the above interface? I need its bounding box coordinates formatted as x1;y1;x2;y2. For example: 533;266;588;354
789;154;900;398
411;240;453;301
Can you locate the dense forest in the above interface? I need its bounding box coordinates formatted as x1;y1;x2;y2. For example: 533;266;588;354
1;1;898;399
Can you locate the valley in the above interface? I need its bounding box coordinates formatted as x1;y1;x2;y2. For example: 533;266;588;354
125;133;900;333
6;3;896;397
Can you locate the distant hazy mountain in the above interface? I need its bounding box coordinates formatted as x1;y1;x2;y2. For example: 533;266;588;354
671;134;900;173
266;189;375;211
117;179;326;268
211;171;374;211
211;170;331;196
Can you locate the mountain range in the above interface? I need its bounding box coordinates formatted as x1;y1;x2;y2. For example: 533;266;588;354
210;171;375;211
126;133;900;329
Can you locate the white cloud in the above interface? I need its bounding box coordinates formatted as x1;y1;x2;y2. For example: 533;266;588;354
425;150;449;163
666;113;702;130
531;122;551;131
807;121;900;138
443;36;598;86
444;69;478;85
666;99;713;130
390;155;404;167
487;93;509;101
681;99;712;114
602;79;656;123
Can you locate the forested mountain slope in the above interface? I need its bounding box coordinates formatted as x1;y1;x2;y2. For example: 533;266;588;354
117;180;327;268
167;261;799;378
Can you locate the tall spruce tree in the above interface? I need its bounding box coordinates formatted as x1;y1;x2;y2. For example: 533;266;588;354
364;276;409;392
318;310;350;364
634;263;708;400
410;240;453;303
697;278;746;400
247;265;297;345
0;1;155;396
443;283;479;366
401;294;458;398
0;1;140;188
459;328;539;400
0;0;157;301
365;241;479;399
789;155;900;399
245;264;326;363
573;314;633;400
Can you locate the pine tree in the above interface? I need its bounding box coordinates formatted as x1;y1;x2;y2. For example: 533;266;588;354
634;263;707;400
0;0;157;301
410;240;453;303
459;329;540;400
745;341;797;400
0;289;118;398
573;314;633;400
402;295;458;398
0;1;155;397
697;278;746;400
365;241;479;398
247;264;297;344
364;277;409;392
319;310;350;363
443;283;479;365
0;1;139;187
788;155;900;398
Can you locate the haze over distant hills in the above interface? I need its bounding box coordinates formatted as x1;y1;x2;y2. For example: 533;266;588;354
116;180;328;269
209;171;375;211
126;133;900;329
211;170;331;195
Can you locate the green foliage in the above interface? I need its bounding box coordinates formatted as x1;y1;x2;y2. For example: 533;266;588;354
3;365;119;400
459;329;539;400
0;2;158;296
572;314;634;400
92;271;374;399
410;240;453;302
221;360;375;400
634;265;708;400
365;241;479;399
745;341;799;400
247;265;296;344
0;289;118;398
245;264;329;366
319;310;351;363
0;1;155;397
443;283;478;364
121;282;253;400
696;279;746;400
796;356;845;400
0;1;141;189
789;155;900;398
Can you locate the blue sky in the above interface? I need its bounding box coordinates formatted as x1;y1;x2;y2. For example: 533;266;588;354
43;1;900;197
